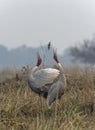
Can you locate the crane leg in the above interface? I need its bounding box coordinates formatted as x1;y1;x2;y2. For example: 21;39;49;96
40;96;44;111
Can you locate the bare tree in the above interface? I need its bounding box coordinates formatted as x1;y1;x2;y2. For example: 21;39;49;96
69;34;95;64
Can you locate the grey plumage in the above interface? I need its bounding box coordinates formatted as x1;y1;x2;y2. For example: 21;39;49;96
28;50;66;108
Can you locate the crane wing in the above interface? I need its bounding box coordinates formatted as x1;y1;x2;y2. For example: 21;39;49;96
33;68;60;88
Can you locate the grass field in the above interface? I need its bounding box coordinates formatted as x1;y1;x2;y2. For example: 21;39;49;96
0;66;95;130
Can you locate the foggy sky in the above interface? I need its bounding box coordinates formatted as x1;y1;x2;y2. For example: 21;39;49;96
0;0;95;53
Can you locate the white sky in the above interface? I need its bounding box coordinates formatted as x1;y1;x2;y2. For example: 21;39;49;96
0;0;95;53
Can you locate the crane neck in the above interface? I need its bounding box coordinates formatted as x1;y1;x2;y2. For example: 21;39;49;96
31;66;39;73
29;66;39;77
57;63;64;73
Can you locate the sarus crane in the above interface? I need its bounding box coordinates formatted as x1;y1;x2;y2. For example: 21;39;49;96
28;49;66;108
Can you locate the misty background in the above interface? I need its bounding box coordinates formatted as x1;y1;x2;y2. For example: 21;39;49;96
0;0;95;68
0;43;71;68
0;34;95;68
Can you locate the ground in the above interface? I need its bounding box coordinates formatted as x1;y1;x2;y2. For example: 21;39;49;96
0;66;95;130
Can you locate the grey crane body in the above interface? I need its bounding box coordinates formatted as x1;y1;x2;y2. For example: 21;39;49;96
28;67;61;98
47;63;66;107
28;50;67;108
28;79;48;98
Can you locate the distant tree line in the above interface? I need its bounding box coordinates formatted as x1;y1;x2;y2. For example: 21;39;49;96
69;34;95;64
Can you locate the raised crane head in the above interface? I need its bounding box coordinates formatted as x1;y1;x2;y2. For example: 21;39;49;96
36;52;42;66
53;48;59;63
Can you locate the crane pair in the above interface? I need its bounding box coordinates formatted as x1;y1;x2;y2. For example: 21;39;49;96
28;49;66;109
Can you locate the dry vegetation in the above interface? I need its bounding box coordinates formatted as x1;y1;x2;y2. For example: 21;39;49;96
0;66;95;130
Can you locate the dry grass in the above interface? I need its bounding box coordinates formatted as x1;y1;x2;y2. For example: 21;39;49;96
0;66;95;130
